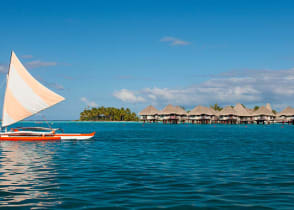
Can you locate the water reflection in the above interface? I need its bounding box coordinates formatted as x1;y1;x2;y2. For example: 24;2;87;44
1;123;294;209
0;141;59;208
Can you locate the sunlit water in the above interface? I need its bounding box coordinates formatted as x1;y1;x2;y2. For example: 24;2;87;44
1;122;294;209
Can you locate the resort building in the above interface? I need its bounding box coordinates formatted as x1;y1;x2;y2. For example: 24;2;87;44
210;109;219;123
159;104;179;124
139;105;159;123
252;106;275;124
277;106;294;124
175;106;188;123
218;106;238;124
188;105;217;124
246;108;254;115
233;103;252;124
138;103;290;125
266;103;273;112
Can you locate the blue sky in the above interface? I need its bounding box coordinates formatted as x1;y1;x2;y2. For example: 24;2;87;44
0;0;294;119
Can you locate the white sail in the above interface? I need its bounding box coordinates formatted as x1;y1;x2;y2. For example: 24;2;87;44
2;51;65;127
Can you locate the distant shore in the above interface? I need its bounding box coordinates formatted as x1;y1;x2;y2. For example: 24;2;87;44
18;120;141;123
77;121;141;123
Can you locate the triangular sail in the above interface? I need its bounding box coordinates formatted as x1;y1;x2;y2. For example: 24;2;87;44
2;51;65;127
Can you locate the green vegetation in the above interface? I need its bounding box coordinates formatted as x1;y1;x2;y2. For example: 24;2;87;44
80;106;139;121
253;106;260;111
210;104;223;111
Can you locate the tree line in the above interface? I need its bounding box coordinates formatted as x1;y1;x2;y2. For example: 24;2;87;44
80;106;139;121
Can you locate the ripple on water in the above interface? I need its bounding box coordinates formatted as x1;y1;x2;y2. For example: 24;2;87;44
0;123;294;209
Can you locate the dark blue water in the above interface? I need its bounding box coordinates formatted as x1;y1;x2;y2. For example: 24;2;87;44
1;122;294;209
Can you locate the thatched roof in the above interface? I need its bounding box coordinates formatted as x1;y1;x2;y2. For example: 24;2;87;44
246;108;254;114
209;107;218;115
175;106;187;115
189;105;214;115
160;104;178;115
218;106;237;116
233;103;251;116
266;103;272;112
139;105;159;116
214;110;220;116
278;106;294;116
253;106;274;116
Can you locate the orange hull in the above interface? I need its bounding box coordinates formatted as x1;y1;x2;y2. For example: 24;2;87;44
0;136;61;141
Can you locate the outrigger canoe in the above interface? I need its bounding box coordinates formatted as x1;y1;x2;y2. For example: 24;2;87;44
0;127;95;141
0;51;95;141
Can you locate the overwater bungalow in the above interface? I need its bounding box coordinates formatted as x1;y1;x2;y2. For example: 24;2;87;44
277;106;294;124
218;106;238;124
159;104;179;124
233;103;252;124
139;105;160;123
266;103;273;112
210;108;219;123
175;106;188;123
209;107;217;123
188;105;216;124
246;108;254;115
138;103;292;125
252;106;275;124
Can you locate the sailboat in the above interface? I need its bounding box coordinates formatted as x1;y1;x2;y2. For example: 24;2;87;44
0;51;95;141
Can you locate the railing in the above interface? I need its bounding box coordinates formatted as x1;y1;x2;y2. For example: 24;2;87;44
141;114;276;122
200;116;211;120
220;116;238;120
140;116;157;120
188;115;212;120
159;116;180;120
254;116;270;120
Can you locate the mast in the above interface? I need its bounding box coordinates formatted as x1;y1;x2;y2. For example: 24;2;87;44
1;51;12;131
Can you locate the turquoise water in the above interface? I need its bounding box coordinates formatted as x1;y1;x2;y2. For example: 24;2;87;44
1;122;294;209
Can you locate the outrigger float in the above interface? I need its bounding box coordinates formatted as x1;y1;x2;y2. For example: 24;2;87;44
0;51;95;141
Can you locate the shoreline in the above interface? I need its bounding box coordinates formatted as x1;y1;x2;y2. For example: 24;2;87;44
17;120;142;123
15;120;290;125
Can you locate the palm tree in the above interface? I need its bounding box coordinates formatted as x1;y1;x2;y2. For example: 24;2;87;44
253;106;259;111
210;104;222;111
80;106;139;121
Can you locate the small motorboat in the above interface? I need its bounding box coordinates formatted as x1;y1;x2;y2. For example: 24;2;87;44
0;51;95;141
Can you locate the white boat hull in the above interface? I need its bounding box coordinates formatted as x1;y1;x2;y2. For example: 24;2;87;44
0;131;95;141
54;132;96;140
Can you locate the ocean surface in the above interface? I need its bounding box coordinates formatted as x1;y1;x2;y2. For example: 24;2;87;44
0;122;294;209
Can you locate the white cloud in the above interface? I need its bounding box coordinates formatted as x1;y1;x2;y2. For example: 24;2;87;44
37;77;65;91
113;89;146;103
113;68;294;110
0;64;7;73
26;60;56;68
160;36;190;46
21;54;33;59
46;82;64;90
81;97;98;107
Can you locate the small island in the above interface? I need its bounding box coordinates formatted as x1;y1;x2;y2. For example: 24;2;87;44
80;106;139;121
